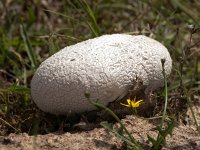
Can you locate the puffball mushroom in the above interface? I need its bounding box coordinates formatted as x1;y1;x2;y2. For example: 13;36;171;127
31;34;172;114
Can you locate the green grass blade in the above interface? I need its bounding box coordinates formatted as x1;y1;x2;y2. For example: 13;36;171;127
20;24;37;69
171;0;200;27
48;33;60;55
87;22;99;37
76;0;101;37
43;9;76;21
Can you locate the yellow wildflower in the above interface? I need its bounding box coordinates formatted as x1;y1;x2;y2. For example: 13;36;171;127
121;97;143;109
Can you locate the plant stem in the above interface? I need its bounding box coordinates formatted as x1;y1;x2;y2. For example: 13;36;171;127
187;96;200;134
89;99;143;149
160;59;168;129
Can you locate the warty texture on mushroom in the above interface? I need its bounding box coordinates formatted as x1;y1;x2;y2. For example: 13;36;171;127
31;34;172;114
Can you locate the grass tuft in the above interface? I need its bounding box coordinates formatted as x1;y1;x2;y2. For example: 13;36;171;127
20;24;37;69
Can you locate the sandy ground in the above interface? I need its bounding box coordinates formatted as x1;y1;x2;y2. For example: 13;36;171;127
0;105;199;150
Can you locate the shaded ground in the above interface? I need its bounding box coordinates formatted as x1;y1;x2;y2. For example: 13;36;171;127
0;105;199;150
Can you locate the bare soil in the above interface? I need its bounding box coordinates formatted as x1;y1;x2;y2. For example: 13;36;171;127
0;105;199;150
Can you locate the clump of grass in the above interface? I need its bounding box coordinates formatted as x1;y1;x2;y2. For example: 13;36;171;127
20;24;37;69
147;120;175;150
0;84;30;112
75;0;101;37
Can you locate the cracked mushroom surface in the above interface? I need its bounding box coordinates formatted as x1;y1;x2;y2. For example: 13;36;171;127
31;34;172;114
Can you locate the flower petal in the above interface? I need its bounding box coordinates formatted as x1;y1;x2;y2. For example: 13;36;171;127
120;103;131;107
132;100;143;108
127;98;131;105
121;97;143;109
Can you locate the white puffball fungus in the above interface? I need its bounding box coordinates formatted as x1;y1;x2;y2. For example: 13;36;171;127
31;34;172;114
